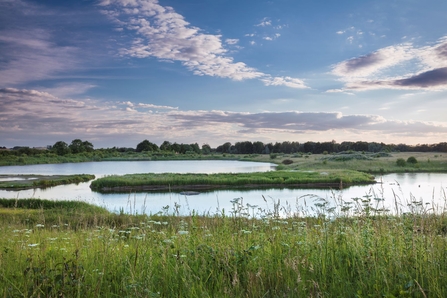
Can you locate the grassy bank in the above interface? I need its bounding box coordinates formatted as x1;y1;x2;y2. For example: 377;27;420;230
248;152;447;173
1;198;447;297
90;170;375;192
0;174;95;190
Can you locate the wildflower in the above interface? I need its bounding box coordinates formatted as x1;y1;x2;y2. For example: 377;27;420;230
28;243;39;247
178;230;189;235
36;224;44;228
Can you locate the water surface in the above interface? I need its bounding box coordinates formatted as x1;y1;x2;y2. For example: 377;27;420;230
0;161;445;216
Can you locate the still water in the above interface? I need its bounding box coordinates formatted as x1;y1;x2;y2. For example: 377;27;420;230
0;161;446;216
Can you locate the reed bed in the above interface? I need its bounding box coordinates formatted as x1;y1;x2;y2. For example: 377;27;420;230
1;189;447;297
90;170;375;192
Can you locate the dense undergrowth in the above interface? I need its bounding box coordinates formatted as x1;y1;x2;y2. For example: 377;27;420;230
1;196;447;297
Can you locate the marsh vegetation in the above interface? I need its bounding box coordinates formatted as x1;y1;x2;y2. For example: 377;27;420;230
1;196;447;297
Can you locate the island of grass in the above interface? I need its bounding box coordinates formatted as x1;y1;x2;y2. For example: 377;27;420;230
0;174;95;190
90;170;375;192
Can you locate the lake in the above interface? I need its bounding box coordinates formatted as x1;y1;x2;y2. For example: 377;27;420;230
0;160;446;217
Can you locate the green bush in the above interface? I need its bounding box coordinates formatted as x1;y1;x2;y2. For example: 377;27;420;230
282;159;293;165
396;158;406;167
407;156;418;164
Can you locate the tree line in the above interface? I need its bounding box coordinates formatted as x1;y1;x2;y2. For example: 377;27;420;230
1;139;447;157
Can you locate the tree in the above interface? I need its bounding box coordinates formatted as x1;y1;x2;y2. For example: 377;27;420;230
160;141;172;151
69;139;85;154
201;144;211;155
252;141;264;154
83;141;94;152
52;141;70;155
136;140;159;152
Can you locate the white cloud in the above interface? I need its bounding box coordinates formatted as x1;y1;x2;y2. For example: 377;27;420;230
332;36;447;91
138;103;178;110
2;88;446;147
225;38;239;45
261;77;308;89
100;0;307;88
256;17;271;27
332;44;414;79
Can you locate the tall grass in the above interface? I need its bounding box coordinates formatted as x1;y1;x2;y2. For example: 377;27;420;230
90;170;375;192
1;191;447;297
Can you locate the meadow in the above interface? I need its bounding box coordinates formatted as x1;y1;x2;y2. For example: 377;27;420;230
1;194;447;297
1;152;447;296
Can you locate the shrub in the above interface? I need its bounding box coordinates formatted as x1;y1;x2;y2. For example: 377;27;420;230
282;159;293;165
270;153;278;159
407;156;418;164
396;158;406;167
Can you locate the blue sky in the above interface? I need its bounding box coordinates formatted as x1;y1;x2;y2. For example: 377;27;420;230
1;0;447;148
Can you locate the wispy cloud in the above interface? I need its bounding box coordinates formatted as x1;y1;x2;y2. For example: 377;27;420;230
331;36;447;91
0;29;78;86
225;39;239;45
255;17;271;27
2;88;446;147
99;0;306;88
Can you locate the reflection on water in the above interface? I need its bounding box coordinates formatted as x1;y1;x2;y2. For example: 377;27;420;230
0;161;446;216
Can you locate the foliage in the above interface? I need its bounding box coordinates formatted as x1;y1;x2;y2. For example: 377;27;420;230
136;139;159;152
282;159;294;165
407;156;418;164
52;141;70;155
396;158;406;167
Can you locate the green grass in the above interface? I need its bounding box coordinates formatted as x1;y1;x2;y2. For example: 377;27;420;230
247;152;447;174
90;170;375;192
0;174;95;190
1;197;447;297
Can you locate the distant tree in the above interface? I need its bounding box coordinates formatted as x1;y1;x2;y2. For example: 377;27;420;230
136;140;159;152
83;141;94;152
216;142;231;153
171;143;181;153
52;141;70;155
190;143;201;154
69;139;85;154
160;141;172;151
201;144;211;155
252;141;264;154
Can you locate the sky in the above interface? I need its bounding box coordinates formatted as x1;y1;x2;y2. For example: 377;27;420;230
1;0;447;148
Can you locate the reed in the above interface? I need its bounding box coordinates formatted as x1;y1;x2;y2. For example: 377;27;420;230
90;170;375;192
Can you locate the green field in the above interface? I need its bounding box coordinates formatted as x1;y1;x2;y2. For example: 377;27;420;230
1;198;446;297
